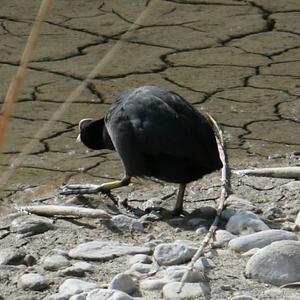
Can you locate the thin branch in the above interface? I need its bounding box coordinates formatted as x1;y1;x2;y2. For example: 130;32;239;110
234;167;300;179
177;114;231;293
17;205;112;219
0;0;53;153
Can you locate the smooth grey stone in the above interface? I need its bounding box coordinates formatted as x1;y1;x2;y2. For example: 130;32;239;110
245;240;300;286
229;229;298;252
128;254;152;265
241;248;260;257
70;293;88;300
164;265;206;282
69;241;150;261
86;288;134;300
140;278;168;290
230;295;256;300
10;215;55;237
43;254;71;271
19;273;48;291
128;262;153;274
194;257;215;272
0;247;26;265
264;203;285;220
195;226;208;235
58;279;98;298
154;243;197;266
162;282;210;300
213;230;236;247
222;195;255;220
295;211;300;231
109;273;135;294
23;254;36;266
226;211;269;235
111;215;144;232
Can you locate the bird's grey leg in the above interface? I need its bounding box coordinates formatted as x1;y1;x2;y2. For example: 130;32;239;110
60;176;131;195
173;183;186;215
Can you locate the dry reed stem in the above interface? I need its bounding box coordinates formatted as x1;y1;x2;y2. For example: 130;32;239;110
0;0;54;153
178;114;231;293
0;0;159;190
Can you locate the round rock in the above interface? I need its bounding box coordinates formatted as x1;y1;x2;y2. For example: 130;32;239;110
228;229;298;252
226;211;269;235
19;273;48;291
85;288;134;300
111;215;144;232
109;273;135;294
245;240;300;286
59;278;98;298
43;254;71;271
154;243;197;266
162;282;210;300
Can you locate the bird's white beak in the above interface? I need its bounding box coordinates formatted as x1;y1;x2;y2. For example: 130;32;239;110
76;134;81;143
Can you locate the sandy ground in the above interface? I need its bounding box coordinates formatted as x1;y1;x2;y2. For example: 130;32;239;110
0;0;299;299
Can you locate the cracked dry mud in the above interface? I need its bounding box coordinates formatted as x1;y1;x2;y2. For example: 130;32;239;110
0;1;299;299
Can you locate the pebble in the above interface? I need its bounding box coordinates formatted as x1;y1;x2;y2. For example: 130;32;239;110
264;203;285;220
10;215;55;237
111;215;144;232
241;248;260;257
109;273;135;294
58;262;94;277
18;273;48;291
222;195;255;220
226;211;269;235
229;229;298;252
0;247;26;265
213;229;236;248
55;279;98;299
194;257;215;272
162;282;210;300
128;262;153;274
69;240;150;261
128;254;152;265
295;211;300;231
195;226;208;235
245;240;300;286
140;278;168;291
85;288;134;300
43;254;71;271
154;243;197;266
164;265;206;282
230;295;256;300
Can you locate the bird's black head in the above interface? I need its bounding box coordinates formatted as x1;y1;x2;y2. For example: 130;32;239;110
77;118;113;150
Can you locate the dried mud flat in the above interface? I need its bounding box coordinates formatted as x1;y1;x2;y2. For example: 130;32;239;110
0;0;299;299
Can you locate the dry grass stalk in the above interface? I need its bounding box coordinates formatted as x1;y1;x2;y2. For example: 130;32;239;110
0;0;54;153
177;114;231;293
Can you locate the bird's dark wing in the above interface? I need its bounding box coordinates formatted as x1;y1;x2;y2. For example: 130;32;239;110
123;87;219;168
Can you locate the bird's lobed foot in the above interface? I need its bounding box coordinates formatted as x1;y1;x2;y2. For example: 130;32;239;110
60;184;110;195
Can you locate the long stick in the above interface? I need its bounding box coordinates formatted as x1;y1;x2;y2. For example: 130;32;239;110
0;0;53;153
17;205;111;219
178;114;231;293
234;167;300;179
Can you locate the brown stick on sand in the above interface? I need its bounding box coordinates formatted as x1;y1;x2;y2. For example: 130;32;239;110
0;0;54;153
177;114;231;293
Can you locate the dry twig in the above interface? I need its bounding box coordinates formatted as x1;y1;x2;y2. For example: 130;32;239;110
178;114;231;293
234;167;300;179
17;205;111;219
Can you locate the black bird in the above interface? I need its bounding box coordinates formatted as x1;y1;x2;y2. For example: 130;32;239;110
64;86;222;215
